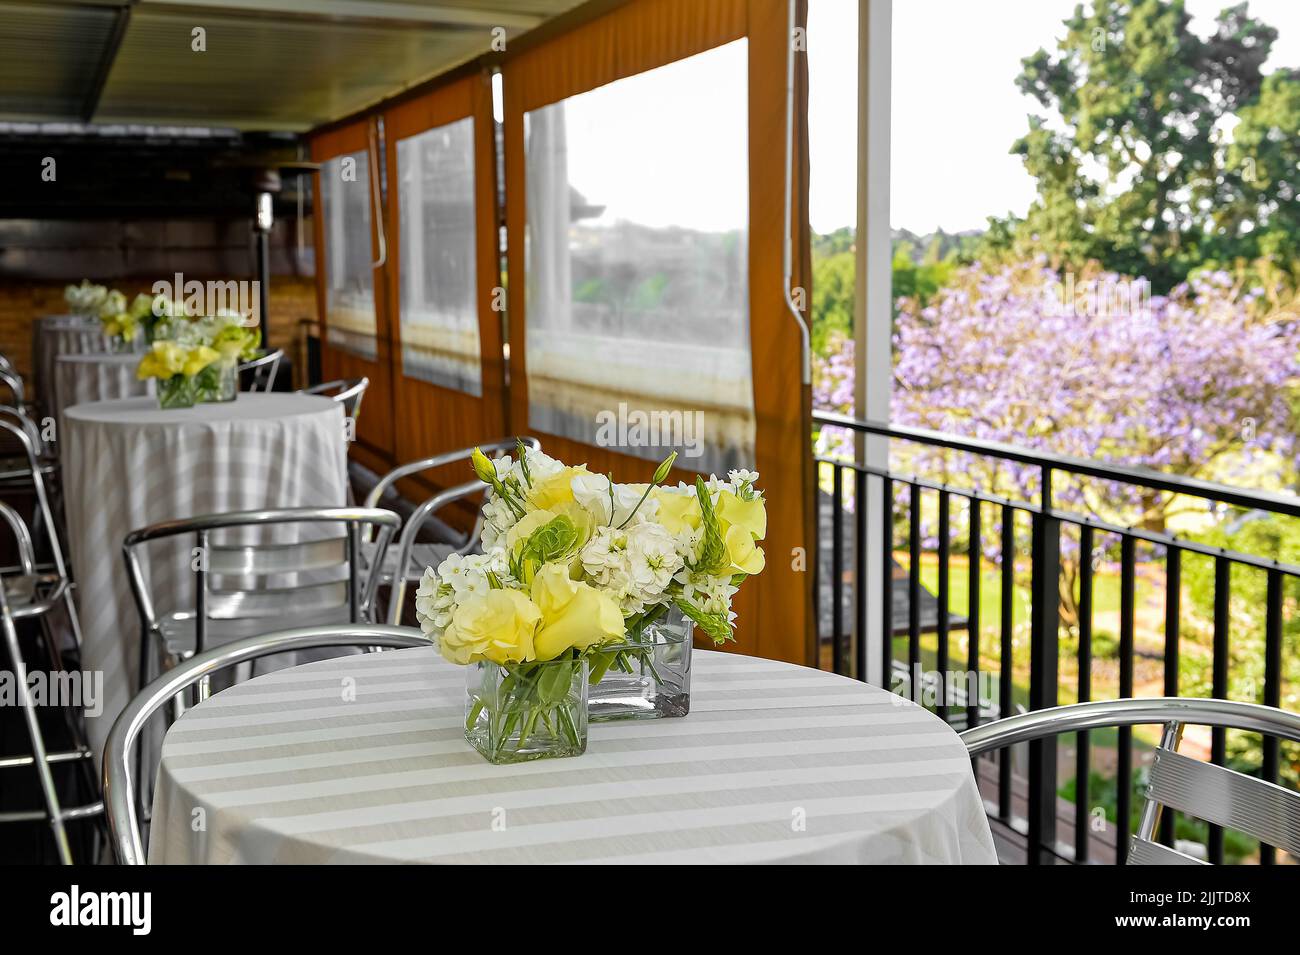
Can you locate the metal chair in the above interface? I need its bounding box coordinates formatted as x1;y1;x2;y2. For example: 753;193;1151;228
364;438;540;624
961;697;1300;864
300;377;368;420
103;622;430;864
0;501;103;864
0;414;80;650
238;348;283;393
0;366;27;412
123;506;400;702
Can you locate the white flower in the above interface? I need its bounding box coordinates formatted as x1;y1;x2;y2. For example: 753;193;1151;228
571;472;653;527
413;568;454;643
580;523;682;615
479;494;517;550
678;573;739;625
413;549;513;643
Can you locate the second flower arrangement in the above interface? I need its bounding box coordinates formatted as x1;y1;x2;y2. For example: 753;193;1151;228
414;441;767;762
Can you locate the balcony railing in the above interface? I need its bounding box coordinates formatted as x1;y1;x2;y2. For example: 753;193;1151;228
812;410;1299;865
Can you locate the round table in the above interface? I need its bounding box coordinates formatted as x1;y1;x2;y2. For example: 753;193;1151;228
52;352;153;427
62;393;349;763
147;647;998;864
31;314;115;411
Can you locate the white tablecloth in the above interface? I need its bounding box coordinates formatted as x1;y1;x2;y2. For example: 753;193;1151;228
148;647;998;865
32;315;113;410
52;353;153;428
62;394;348;761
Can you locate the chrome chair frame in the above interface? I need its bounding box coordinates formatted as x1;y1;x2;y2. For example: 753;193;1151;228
0;366;26;411
123;507;401;687
238;348;283;393
0;501;102;864
300;377;368;420
103;622;431;865
961;697;1300;864
364;438;540;624
0;414;81;649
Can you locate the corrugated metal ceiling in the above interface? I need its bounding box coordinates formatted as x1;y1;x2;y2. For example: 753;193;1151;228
0;0;588;130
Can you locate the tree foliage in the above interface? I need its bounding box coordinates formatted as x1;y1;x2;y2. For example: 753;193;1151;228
1007;0;1296;289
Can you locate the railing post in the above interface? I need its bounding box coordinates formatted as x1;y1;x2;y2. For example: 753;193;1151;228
1027;466;1060;865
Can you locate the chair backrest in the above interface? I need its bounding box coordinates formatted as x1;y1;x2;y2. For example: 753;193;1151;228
364;436;539;549
103;622;431;864
300;377;368;420
0;412;70;580
122;506;400;656
237;348;283;393
960;697;1300;864
0;499;37;577
0;367;24;409
363;438;541;623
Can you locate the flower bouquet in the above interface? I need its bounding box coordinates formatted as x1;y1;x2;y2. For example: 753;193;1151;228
135;340;219;409
191;313;260;402
414;441;766;761
64;280;109;317
150;310;259;402
97;290;141;351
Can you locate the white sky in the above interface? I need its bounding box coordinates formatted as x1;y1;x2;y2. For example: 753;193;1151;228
557;39;749;233
808;0;1300;235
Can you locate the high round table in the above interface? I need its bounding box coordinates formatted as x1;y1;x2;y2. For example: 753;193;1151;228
31;314;115;411
147;647;998;864
52;352;153;428
62;393;348;763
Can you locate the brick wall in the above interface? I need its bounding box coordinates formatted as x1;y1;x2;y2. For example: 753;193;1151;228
0;275;319;389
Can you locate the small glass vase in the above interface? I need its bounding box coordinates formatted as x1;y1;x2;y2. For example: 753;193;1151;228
157;375;196;409
465;656;588;764
588;606;692;721
195;357;238;403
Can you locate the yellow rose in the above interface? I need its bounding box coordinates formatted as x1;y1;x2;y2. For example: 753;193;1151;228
652;488;703;536
716;490;767;541
527;465;586;510
530;563;625;660
440;589;541;665
137;341;185;380
181;345;219;378
725;524;766;575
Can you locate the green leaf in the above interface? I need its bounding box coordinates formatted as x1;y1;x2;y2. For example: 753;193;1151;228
675;595;733;645
691;477;729;575
537;659;575;704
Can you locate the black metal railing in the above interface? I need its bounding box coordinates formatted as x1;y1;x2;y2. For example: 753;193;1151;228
812;410;1299;865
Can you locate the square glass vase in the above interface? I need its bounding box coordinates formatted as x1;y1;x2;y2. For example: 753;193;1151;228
195;357;238;402
588;607;692;721
465;656;588;764
156;375;196;409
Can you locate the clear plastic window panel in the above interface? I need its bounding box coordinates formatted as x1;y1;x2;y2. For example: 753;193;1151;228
319;149;378;360
524;39;755;475
396;117;482;394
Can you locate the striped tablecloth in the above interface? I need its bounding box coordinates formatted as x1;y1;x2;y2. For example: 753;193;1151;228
148;647;998;864
52;352;153;428
62;394;348;764
32;315;115;412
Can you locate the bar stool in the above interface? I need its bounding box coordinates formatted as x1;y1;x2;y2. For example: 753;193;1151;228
0;501;103;864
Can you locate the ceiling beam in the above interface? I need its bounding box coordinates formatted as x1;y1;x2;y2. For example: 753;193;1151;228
141;0;544;30
82;1;136;122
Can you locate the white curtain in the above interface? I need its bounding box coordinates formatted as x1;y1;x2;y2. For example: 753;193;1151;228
320;149;378;360
523;39;755;476
396;117;482;394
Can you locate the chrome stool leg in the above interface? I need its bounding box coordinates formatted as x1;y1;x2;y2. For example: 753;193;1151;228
0;602;73;864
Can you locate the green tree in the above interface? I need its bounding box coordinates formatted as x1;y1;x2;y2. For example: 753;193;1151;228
1010;0;1284;289
1225;69;1300;265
